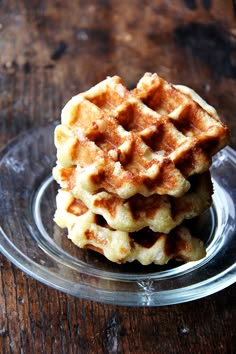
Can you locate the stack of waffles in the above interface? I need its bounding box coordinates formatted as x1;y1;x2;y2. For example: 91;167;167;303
53;73;229;265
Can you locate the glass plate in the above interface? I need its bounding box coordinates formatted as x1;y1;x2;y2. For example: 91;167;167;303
0;122;235;306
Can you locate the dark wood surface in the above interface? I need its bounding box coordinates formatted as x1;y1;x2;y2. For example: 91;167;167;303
0;1;235;353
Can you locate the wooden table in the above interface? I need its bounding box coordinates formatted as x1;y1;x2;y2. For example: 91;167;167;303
0;1;235;353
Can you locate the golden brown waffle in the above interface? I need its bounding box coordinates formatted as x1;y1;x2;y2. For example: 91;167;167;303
54;73;229;199
54;189;206;265
54;165;213;233
53;73;229;265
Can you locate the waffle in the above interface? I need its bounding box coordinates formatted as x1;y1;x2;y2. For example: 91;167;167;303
54;73;229;199
54;189;206;265
53;72;229;265
54;165;213;233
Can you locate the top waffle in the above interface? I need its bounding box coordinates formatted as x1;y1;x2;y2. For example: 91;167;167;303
54;73;229;199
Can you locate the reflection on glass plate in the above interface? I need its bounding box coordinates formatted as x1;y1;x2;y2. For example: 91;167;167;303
0;122;235;306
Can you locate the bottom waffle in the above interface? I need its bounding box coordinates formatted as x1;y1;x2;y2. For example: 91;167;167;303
54;189;206;265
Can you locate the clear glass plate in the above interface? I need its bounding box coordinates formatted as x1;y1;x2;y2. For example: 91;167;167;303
0;122;235;306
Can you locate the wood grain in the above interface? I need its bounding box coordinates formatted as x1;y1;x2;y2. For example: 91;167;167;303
0;1;235;353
